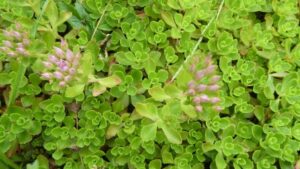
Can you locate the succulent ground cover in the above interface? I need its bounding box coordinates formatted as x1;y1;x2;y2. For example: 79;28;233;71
0;0;300;169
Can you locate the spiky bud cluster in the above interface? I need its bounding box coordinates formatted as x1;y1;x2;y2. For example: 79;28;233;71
187;55;222;112
0;23;30;57
41;40;81;87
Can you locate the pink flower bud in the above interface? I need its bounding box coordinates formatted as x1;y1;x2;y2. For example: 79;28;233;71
196;105;203;112
295;160;300;169
15;23;22;29
69;68;76;75
61;65;69;72
72;58;79;67
204;56;212;65
196;84;207;92
60;39;68;49
208;84;220;91
213;106;222;111
17;43;24;48
211;75;220;83
188;80;196;88
3;40;12;48
193;96;201;104
54;47;64;57
12;31;21;39
64;75;71;82
0;47;8;52
195;70;205;80
43;61;53;68
200;95;210;102
57;60;68;71
74;52;80;59
7;51;16;57
205;65;216;74
16;47;26;54
41;72;52;79
210;97;221;103
66;49;73;61
48;55;58;63
189;64;196;72
72;53;80;65
3;30;12;37
59;81;66;87
187;88;196;95
53;71;63;79
23;39;30;46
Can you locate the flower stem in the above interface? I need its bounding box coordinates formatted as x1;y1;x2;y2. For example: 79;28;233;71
0;154;20;169
170;0;225;83
30;0;50;38
90;0;111;40
8;62;26;107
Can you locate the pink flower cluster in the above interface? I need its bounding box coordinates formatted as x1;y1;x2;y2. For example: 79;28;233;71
41;40;81;87
187;55;222;112
0;24;30;57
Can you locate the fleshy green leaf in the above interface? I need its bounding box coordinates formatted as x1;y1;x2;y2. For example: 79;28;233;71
141;123;157;142
135;103;159;121
65;84;85;98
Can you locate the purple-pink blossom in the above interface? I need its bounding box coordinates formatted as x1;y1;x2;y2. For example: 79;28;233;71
196;84;207;92
41;39;81;87
196;105;203;112
186;55;222;112
0;23;31;58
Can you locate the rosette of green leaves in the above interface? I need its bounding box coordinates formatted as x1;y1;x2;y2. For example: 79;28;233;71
278;72;300;105
217;10;249;30
277;16;299;38
233;154;254;169
39;94;65;124
83;0;105;15
129;153;145;168
243;0;272;12
260;132;286;159
109;3;129;21
135;101;183;144
220;136;244;157
174;153;193;169
252;23;275;50
161;11;195;39
0;106;41;153
164;46;179;64
0;117;16;153
110;69;143;96
115;42;149;69
142;69;169;89
83;155;105;168
121;20;146;41
208;31;238;55
147;20;168;46
272;0;299;16
252;150;276;169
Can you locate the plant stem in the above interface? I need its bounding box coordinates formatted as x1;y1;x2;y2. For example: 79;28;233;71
170;0;225;83
90;0;111;40
30;0;50;38
0;154;20;169
8;62;26;107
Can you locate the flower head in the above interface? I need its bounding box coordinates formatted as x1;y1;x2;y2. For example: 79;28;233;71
41;39;81;88
0;23;31;58
187;55;222;112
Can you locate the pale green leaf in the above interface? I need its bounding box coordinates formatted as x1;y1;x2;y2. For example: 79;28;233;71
141;123;157;142
149;86;171;101
135;103;159;121
65;84;85;98
159;122;182;144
